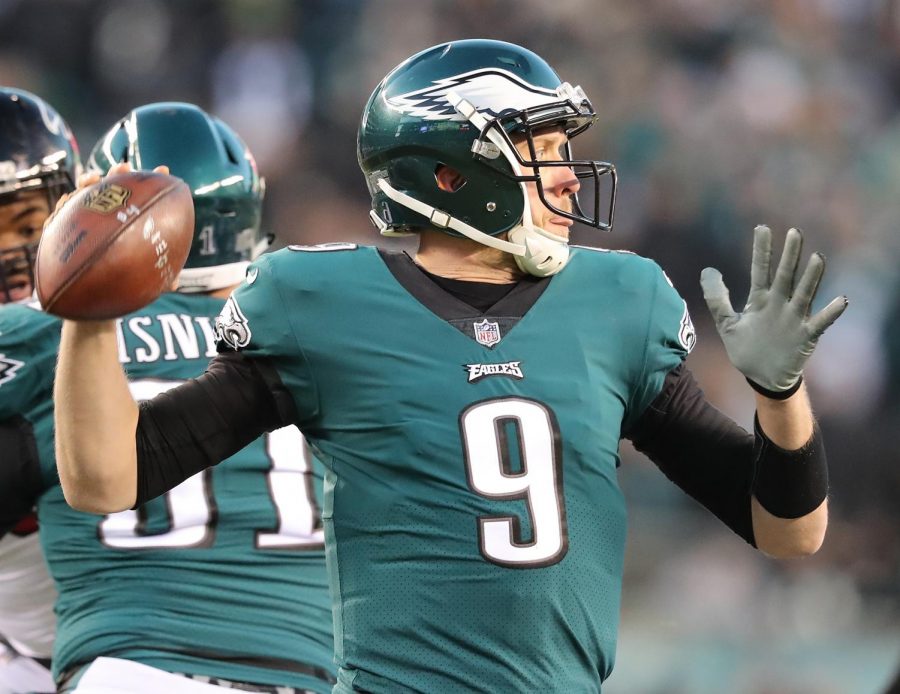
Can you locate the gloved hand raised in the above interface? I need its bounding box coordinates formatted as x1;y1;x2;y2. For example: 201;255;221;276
700;225;848;395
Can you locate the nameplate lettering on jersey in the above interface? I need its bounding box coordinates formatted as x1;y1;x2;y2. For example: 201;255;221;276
464;361;524;383
288;242;358;252
0;354;24;386
115;313;219;364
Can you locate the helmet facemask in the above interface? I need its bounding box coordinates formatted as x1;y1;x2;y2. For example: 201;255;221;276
456;86;617;275
0;235;37;303
0;175;75;303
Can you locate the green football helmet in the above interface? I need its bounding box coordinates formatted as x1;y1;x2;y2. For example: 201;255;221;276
88;102;266;293
358;39;617;277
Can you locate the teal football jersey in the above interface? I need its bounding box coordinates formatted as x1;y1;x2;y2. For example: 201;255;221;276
0;294;335;692
0;302;59;481
221;245;692;693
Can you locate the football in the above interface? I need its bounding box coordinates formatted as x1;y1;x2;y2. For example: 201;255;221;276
35;171;194;320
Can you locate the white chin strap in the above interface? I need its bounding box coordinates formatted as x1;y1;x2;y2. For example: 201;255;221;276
375;178;523;255
374;91;571;278
507;224;570;277
177;261;251;293
176;238;270;293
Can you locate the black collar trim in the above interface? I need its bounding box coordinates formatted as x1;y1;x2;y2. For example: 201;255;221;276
377;250;552;321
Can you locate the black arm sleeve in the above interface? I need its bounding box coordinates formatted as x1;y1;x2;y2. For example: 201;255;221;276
750;414;827;519
0;417;44;538
624;363;757;546
135;351;298;507
625;364;831;545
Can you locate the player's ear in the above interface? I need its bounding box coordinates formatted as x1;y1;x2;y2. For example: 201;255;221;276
435;164;466;193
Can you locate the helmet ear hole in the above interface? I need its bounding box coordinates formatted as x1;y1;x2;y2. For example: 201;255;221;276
434;164;467;193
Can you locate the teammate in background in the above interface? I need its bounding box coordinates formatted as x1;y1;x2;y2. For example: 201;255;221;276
0;88;76;305
0;86;79;694
54;41;847;693
1;103;334;693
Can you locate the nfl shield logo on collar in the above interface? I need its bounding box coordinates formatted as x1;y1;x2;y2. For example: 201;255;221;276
473;319;501;348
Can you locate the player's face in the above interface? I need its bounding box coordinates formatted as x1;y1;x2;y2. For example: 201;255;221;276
0;190;51;302
513;127;580;239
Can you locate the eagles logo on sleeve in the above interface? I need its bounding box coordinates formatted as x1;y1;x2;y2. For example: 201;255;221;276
215;296;252;350
0;353;24;386
679;304;696;353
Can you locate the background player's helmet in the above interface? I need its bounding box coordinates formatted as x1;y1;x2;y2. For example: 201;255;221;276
88;102;266;293
358;39;617;277
0;87;80;302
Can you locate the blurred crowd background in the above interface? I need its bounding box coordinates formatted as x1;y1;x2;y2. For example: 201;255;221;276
2;0;898;691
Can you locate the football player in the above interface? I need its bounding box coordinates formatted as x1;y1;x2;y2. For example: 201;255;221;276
54;41;847;693
0;86;79;694
0;88;77;305
0;103;334;693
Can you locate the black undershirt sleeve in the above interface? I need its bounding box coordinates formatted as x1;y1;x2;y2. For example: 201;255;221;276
0;417;44;538
624;363;757;546
135;351;298;507
626;363;830;545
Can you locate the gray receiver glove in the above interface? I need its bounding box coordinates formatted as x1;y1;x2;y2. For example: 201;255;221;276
700;225;848;394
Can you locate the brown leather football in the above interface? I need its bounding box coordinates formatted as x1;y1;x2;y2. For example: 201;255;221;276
35;171;194;319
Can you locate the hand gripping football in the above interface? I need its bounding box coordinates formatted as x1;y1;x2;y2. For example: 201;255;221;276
35;171;194;319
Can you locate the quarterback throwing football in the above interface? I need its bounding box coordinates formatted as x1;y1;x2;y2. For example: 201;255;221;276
54;40;846;693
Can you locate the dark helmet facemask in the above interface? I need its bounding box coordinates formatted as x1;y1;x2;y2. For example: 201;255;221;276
471;88;617;232
0;240;37;302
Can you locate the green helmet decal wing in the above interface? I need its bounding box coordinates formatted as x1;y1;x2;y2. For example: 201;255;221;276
385;68;566;122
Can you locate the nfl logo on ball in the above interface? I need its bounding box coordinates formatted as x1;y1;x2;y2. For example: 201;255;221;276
83;184;131;214
473;319;501;348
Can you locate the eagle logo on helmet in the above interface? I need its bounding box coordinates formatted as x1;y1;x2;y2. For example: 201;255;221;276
387;68;577;122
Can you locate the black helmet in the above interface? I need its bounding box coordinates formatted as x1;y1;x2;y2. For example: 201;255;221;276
0;87;80;302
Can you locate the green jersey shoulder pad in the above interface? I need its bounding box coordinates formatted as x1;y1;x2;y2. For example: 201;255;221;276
0;303;61;418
